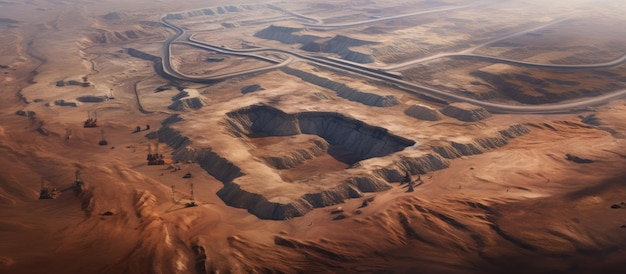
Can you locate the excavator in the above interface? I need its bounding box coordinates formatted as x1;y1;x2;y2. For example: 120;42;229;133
83;111;98;128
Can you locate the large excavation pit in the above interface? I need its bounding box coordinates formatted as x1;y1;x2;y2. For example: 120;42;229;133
226;104;416;170
157;104;452;220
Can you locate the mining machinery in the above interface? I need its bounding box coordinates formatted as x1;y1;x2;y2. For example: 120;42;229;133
184;182;198;207
84;111;98;128
39;177;60;199
147;142;165;165
98;129;108;146
73;170;84;194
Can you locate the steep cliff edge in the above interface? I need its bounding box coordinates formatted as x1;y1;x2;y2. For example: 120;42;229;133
225;104;415;162
157;126;244;183
154;107;420;220
153;109;523;220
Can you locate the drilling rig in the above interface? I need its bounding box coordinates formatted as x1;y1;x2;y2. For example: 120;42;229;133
98;129;108;146
39;177;60;199
83;111;98;128
185;182;198;207
146;141;165;165
73;170;84;194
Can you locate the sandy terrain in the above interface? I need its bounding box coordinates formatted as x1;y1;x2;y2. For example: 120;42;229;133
1;0;626;273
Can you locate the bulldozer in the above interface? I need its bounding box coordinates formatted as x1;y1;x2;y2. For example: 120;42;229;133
83;111;98;128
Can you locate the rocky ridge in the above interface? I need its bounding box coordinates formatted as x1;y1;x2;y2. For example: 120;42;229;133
281;67;400;107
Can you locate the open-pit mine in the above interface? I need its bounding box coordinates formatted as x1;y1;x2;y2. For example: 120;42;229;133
1;0;626;273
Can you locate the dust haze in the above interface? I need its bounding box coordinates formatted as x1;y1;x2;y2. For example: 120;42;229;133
1;0;625;273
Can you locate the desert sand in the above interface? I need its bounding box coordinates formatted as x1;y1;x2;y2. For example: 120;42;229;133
1;0;626;273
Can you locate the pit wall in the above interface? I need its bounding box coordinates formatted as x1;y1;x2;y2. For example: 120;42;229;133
155;110;527;220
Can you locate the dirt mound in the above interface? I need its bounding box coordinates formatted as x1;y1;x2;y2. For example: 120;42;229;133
301;35;378;63
76;96;108;103
254;25;322;45
404;104;443;121
240;84;263;94
102;12;123;20
441;102;492;122
15;110;36;118
168;89;208;111
53;100;78;107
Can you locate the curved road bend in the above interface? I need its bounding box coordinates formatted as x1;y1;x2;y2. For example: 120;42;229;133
160;17;293;82
159;13;626;114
